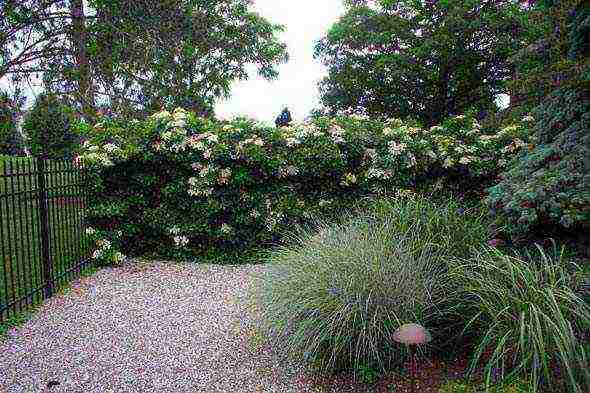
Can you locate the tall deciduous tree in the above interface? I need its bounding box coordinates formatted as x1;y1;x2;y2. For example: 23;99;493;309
314;0;534;126
1;0;288;119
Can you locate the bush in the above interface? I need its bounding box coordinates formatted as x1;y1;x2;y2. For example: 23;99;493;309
76;108;525;263
487;86;590;246
0;92;25;156
450;245;590;393
23;94;80;159
253;196;489;377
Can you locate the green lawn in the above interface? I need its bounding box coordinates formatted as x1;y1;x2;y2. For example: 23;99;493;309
0;155;92;321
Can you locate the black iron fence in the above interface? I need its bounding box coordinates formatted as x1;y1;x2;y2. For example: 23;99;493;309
0;156;93;322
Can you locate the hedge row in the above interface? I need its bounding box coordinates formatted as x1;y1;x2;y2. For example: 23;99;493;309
76;109;532;264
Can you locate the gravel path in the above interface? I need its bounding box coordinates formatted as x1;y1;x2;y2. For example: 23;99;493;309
0;262;366;393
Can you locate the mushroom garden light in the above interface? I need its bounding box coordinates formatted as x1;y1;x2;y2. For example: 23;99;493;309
392;323;432;392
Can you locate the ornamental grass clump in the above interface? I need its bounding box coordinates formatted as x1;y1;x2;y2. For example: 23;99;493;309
450;246;590;392
255;196;487;377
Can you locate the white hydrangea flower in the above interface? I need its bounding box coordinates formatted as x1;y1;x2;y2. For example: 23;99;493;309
152;110;171;120
278;165;299;178
173;107;187;119
340;173;357;186
173;235;189;247
522;115;535;122
386;118;403;127
218;168;232;184
171;119;186;128
366;167;384;179
331;135;345;144
220;223;233;235
329;124;345;136
85;227;96;235
459;156;474;165
95;239;111;251
171;143;187;152
103;143;118;153
100;156;113;167
169;226;182;235
364;149;377;160
285;137;300;147
426;150;437;159
249;210;260;219
382;127;395;136
92;249;103;259
388;141;407;156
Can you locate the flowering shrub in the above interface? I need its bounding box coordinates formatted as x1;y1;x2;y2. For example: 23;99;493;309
75;108;530;260
84;226;126;265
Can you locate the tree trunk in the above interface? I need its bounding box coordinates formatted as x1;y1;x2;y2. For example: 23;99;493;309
70;0;95;121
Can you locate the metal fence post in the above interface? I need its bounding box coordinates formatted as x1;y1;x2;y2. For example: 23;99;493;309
37;157;53;298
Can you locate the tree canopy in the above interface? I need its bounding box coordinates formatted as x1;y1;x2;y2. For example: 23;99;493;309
314;0;537;126
1;0;289;119
23;93;80;159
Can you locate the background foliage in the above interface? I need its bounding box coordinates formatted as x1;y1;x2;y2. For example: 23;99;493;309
487;0;589;251
1;0;288;119
314;0;538;126
0;91;26;156
23;93;80;159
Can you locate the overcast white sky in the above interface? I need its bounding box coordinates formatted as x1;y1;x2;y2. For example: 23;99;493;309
215;0;346;124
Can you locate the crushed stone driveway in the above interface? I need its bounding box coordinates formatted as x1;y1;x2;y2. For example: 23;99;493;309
0;262;370;393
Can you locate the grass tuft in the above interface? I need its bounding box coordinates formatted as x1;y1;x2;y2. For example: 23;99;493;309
254;196;490;377
450;245;590;392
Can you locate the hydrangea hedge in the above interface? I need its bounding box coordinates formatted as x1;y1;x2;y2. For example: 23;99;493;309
75;108;532;265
